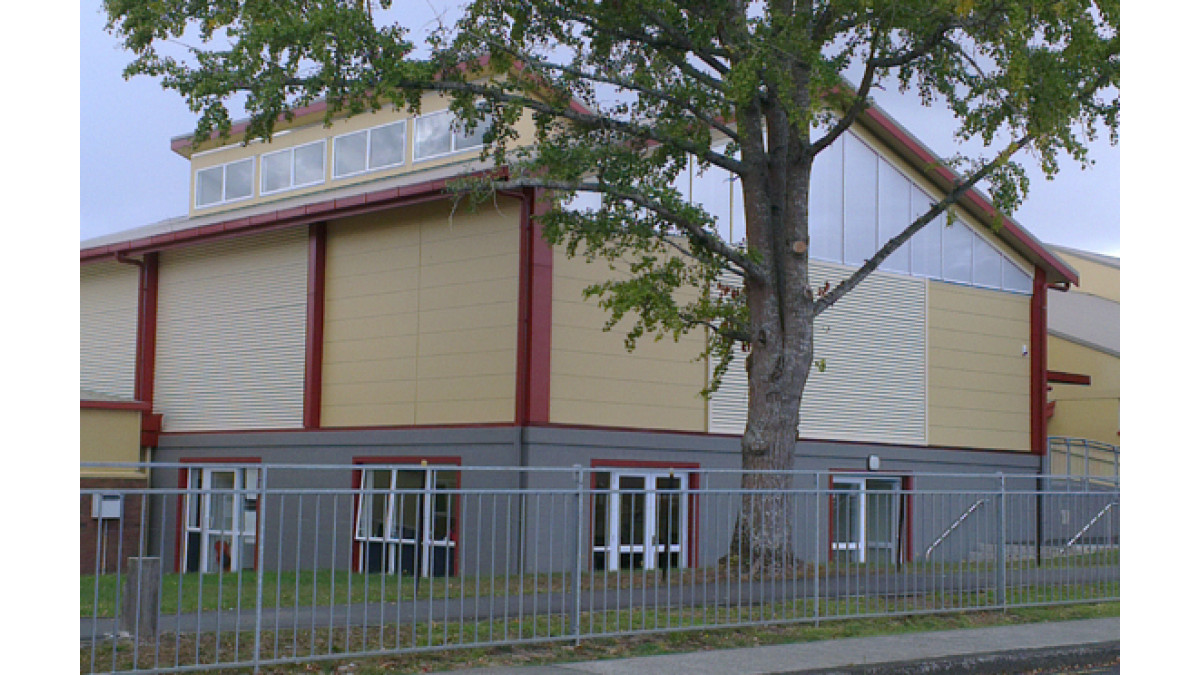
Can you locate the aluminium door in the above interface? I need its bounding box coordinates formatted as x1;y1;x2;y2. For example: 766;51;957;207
596;471;688;571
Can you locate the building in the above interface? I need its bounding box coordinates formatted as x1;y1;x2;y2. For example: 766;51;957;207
80;91;1084;576
1045;245;1120;480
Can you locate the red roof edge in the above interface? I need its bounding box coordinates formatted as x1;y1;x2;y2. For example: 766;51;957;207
80;167;509;263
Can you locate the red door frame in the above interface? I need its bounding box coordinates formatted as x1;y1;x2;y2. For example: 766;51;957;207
350;456;463;576
826;471;914;564
173;457;263;574
588;459;702;570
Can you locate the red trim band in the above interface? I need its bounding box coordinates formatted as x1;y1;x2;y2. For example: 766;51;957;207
1047;370;1091;386
304;223;328;429
1030;268;1049;456
80;400;152;412
515;187;554;425
80;170;507;263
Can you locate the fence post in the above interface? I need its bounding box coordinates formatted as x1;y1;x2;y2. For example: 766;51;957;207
253;466;268;672
571;464;585;644
121;556;160;638
995;473;1007;610
813;471;821;627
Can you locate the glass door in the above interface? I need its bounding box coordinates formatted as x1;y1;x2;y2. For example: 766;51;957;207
831;476;902;565
183;467;259;573
596;470;689;571
831;477;867;563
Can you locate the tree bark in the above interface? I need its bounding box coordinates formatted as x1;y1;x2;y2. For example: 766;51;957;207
727;102;815;576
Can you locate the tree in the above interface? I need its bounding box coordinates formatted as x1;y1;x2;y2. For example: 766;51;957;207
104;0;1119;573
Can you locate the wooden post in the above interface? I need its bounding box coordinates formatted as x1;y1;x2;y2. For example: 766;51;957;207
121;557;160;638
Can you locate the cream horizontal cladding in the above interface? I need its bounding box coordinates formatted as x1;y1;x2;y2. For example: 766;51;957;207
1046;335;1120;446
927;280;1031;451
321;200;520;427
708;261;927;444
549;249;709;431
80;408;144;477
81;261;141;400
154;228;309;431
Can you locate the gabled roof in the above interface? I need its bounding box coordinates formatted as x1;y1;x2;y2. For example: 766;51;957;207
856;104;1078;287
1050;244;1119;269
85;89;1078;286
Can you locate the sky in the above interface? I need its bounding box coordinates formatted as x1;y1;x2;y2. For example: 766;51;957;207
79;1;1120;256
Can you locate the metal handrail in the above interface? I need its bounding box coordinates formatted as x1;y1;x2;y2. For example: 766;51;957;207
1065;501;1118;548
1048;437;1121;485
924;498;989;560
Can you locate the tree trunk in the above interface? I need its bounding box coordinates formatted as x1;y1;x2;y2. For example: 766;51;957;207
726;101;814;577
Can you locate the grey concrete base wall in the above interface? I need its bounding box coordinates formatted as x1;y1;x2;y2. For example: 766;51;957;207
150;427;523;575
141;425;1085;578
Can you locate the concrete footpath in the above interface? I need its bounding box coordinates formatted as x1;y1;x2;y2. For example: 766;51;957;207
427;617;1119;674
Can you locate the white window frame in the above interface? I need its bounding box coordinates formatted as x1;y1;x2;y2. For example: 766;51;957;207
412;108;491;163
182;466;260;573
831;475;903;565
194;158;256;209
331;119;408;179
592;469;690;572
353;466;457;578
259;140;327;196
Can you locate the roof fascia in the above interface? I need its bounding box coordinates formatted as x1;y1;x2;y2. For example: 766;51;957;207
80;167;508;262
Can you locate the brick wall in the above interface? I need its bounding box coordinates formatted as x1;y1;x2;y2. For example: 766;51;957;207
80;478;147;575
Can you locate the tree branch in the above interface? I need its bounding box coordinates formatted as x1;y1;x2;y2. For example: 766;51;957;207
813;133;1035;316
487;177;766;282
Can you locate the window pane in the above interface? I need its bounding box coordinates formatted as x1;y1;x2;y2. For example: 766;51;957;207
942;220;973;283
618;476;645;548
368;122;406;169
261;150;292;193
1002;258;1033;294
910;188;942;278
414;113;452;159
208;471;236;531
452;113;491;151
877;159;911;274
593;473;610;549
187;469;202;528
730;169;746;243
394;470;423;541
843;134;878;265
809;134;843;262
293;142;325;185
693;159;734;241
333;131;368;177
972;236;1003;288
196;167;223;206
224;159;254;200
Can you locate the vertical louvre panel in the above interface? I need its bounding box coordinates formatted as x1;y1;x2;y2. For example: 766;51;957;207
709;261;927;445
155;229;308;431
80;261;140;399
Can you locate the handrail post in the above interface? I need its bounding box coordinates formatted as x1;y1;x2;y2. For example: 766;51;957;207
995;473;1007;610
571;465;585;644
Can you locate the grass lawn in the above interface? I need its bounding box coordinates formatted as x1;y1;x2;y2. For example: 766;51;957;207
82;599;1117;674
80;549;1119;619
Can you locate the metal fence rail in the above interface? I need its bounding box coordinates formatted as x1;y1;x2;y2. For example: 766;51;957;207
80;464;1119;674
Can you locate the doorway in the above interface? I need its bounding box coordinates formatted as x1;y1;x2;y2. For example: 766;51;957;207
592;470;689;571
182;466;260;573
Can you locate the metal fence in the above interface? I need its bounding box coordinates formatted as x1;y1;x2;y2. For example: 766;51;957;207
80;463;1119;674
